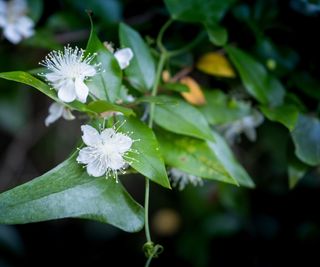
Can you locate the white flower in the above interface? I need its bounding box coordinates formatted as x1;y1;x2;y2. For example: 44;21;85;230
0;0;35;44
40;46;99;103
114;48;133;69
220;110;264;145
45;102;75;127
77;124;133;178
103;42;133;70
169;168;204;191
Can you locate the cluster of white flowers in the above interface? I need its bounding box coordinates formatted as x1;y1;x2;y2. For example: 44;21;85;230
76;124;134;178
219;110;264;145
40;43;134;178
169;168;204;190
0;0;34;44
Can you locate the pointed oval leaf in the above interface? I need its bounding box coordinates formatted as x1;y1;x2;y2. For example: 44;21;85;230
0;154;144;232
0;71;88;112
157;129;238;186
116;116;170;188
207;130;255;188
154;96;214;141
226;46;285;107
291;114;320;166
86;29;122;102
119;23;156;91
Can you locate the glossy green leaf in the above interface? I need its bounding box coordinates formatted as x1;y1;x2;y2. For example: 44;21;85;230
157;130;238;185
291;114;320;166
0;154;144;232
154;96;214;141
0;71;88;112
87;100;135;117
116;116;170;188
199;90;251;125
86;28;122;102
260;104;299;130
226;46;285;106
119;23;156;91
207;130;255;188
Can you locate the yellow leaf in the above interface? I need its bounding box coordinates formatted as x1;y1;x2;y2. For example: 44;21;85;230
180;76;206;106
196;52;236;78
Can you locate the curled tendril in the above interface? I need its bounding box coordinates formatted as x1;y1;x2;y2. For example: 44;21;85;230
143;241;164;259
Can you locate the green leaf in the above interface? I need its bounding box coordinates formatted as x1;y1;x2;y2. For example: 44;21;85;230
157;130;238;185
86;28;122;102
162;82;190;92
291;114;320;166
116;116;170;188
27;0;43;23
164;0;235;22
198;90;251;125
87;100;135;117
154;96;214;141
164;0;234;46
204;22;228;46
0;71;88;112
288;156;308;189
260;104;299;130
207;130;255;188
119;23;156;91
226;46;285;106
0;154;144;232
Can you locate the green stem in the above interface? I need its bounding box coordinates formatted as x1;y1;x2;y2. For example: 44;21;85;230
148;53;167;128
167;31;206;57
144;178;151;242
156;18;173;53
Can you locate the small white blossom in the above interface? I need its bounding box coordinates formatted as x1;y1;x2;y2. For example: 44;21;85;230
40;46;99;103
0;0;35;44
220;110;264;145
77;124;133;178
114;48;134;69
103;42;133;70
45;102;75;127
169;168;204;191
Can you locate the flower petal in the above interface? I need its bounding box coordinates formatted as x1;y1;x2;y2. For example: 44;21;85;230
86;159;106;177
81;125;101;147
114;48;133;69
44;102;63;126
113;133;133;153
62;108;75;121
75;78;89;103
4;25;22;44
57;81;77;102
77;147;98;164
107;153;126;170
100;128;116;140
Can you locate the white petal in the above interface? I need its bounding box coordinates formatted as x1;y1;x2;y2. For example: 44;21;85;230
57;82;76;103
113;133;133;153
62;108;75;120
45;72;63;83
44;103;63;126
114;48;133;69
81;125;101;147
86;159;106;177
15;16;34;38
100;128;116;140
77;147;97;164
107;153;126;170
81;63;97;77
4;25;22;44
244;128;257;142
75;78;89;103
